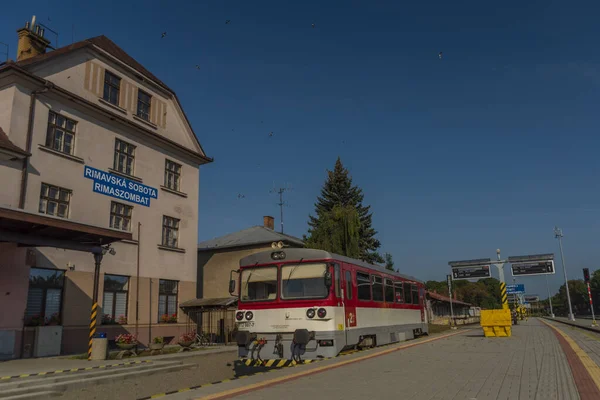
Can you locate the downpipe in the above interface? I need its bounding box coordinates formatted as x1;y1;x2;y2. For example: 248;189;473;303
18;82;54;209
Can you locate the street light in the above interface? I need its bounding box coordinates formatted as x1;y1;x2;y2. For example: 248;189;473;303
545;275;555;318
554;226;575;321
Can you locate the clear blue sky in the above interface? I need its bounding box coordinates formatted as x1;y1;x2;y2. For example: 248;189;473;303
2;0;599;298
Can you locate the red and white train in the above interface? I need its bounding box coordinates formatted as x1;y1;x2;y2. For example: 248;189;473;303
231;247;428;361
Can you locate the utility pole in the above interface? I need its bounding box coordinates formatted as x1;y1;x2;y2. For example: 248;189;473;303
554;226;575;321
495;249;509;310
270;185;291;234
447;274;455;329
545;275;555;318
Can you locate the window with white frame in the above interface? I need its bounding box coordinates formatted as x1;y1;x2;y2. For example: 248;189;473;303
113;138;136;176
164;160;182;191
161;216;180;248
46;112;76;155
39;183;71;218
109;201;132;231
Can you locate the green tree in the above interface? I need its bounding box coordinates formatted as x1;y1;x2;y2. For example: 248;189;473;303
555;279;589;315
384;253;394;271
304;204;361;258
306;157;383;264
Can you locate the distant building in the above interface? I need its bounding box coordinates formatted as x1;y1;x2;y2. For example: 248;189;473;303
426;291;480;326
196;216;304;301
0;16;211;359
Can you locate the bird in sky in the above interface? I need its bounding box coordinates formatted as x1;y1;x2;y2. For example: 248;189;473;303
195;65;200;70
161;32;167;38
438;52;442;59
269;132;274;137
312;23;316;28
237;194;245;199
225;20;231;24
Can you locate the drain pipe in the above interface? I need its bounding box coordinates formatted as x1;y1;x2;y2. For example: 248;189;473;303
18;82;53;209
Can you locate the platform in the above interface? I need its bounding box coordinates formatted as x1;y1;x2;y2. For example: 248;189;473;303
149;319;600;400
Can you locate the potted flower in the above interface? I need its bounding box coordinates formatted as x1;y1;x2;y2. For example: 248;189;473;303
169;313;177;323
47;313;61;326
117;315;127;325
25;314;43;327
178;330;196;349
160;314;170;323
150;336;164;351
115;333;138;350
102;314;115;324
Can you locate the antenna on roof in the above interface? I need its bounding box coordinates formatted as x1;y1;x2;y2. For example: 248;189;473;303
270;183;293;234
37;22;59;49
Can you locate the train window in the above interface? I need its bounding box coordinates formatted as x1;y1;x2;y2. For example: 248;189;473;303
334;264;341;298
345;271;352;300
403;282;412;304
281;263;329;300
384;278;394;303
394;282;404;303
240;267;277;302
357;272;371;301
372;275;384;302
411;284;419;304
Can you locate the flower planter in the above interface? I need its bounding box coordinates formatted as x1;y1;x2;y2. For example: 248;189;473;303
150;343;164;350
116;343;136;350
178;341;193;348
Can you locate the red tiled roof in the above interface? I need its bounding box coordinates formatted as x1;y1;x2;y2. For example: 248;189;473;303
427;291;472;306
0;126;29;157
16;35;172;93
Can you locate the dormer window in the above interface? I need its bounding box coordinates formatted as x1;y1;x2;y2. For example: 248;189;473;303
137;90;151;121
103;71;121;106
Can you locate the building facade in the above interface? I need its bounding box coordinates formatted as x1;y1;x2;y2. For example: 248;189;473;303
0;18;211;359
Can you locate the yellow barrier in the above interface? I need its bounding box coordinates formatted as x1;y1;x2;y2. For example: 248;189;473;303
480;309;512;337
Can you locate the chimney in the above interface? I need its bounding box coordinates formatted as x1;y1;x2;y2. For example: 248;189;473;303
16;16;51;62
263;216;274;230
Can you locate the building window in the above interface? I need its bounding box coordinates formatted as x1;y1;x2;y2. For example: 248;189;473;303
46;112;76;155
164;160;182;191
39;183;71;218
404;282;412;304
102;274;129;324
103;71;121;106
162;216;180;248
113;138;136;176
110;201;132;231
357;271;371;301
24;268;65;326
158;279;178;322
137;90;151;121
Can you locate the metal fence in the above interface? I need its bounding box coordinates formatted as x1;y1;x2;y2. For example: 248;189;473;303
184;308;237;344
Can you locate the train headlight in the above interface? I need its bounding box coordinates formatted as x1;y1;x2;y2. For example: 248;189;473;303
270;251;286;260
236;311;244;321
317;308;327;318
245;311;254;320
306;308;316;319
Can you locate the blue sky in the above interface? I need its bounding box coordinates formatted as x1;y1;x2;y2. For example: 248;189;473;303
2;0;599;298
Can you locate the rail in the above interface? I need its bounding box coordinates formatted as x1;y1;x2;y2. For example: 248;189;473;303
543;317;600;335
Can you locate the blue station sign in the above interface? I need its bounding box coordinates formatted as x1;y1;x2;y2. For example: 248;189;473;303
84;165;158;207
506;284;525;294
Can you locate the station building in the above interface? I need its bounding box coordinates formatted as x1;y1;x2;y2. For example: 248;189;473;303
0;17;212;359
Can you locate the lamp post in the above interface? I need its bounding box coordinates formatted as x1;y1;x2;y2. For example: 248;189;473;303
554;227;575;321
545;275;555;318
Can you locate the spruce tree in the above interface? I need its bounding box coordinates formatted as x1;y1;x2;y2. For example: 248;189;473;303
306;157;383;264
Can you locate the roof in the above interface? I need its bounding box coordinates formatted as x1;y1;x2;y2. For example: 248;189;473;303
179;297;237;309
427;291;472;306
16;35;172;93
239;248;424;284
197;226;304;251
0;126;30;159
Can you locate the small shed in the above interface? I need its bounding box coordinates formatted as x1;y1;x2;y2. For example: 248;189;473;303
179;297;238;344
426;291;480;326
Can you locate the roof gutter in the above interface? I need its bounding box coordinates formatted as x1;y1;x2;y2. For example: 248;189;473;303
18;81;54;209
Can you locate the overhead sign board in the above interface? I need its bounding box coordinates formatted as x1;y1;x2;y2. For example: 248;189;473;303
511;260;555;277
84;165;158;207
507;253;554;263
507;284;525;294
524;295;539;302
451;265;491;280
448;258;492;267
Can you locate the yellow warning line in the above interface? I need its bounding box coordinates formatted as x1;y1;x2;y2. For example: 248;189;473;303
194;329;466;400
541;319;600;390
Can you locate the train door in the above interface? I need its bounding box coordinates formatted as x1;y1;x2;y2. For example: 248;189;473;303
342;265;357;337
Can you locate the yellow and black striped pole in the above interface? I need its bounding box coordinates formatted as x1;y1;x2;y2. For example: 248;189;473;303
500;281;508;310
88;252;103;361
88;302;98;360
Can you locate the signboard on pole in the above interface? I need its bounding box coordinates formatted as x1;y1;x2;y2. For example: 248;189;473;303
506;284;525;294
524;295;539;302
451;265;491;280
511;260;555;276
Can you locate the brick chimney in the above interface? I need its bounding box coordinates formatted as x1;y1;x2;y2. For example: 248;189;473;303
16;16;51;62
263;216;274;230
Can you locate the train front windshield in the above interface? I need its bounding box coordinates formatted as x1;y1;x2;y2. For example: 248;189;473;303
240;263;329;301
